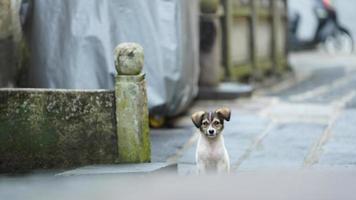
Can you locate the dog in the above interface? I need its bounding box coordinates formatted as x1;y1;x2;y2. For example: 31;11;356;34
192;107;231;174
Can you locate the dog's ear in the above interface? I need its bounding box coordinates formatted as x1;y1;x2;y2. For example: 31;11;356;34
216;107;231;121
191;111;206;128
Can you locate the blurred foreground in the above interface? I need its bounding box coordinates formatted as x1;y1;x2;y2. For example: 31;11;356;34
1;169;356;200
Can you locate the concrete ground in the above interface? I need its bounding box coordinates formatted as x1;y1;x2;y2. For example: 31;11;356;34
151;51;356;174
2;51;356;199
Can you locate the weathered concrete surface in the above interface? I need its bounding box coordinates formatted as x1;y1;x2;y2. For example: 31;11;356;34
150;128;193;162
114;43;144;75
0;38;15;86
239;123;325;170
318;110;356;167
0;0;15;87
57;163;177;176
115;75;150;163
0;42;151;172
0;89;118;172
0;0;12;39
0;0;23;87
114;43;150;163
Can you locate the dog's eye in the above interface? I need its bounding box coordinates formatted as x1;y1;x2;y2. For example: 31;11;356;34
214;121;220;125
202;121;209;126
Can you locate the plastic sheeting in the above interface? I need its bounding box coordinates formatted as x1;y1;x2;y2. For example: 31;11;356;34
25;0;200;116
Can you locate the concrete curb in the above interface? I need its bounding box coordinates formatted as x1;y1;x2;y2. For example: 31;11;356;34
56;163;177;176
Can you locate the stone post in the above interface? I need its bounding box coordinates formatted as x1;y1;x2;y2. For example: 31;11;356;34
0;0;15;87
114;43;151;163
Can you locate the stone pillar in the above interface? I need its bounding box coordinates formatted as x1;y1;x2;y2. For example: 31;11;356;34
114;43;151;163
0;0;15;87
199;0;222;87
0;0;23;87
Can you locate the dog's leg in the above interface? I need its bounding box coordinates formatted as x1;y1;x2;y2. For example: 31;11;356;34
217;162;229;174
197;160;207;175
217;159;230;174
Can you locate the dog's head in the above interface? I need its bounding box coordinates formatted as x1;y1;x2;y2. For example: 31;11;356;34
191;107;231;138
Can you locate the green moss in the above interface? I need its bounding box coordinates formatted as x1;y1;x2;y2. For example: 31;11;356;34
229;63;253;81
115;78;151;163
200;0;219;13
0;74;152;172
0;89;118;172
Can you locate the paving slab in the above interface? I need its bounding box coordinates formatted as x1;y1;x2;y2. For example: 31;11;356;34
178;144;196;164
239;123;325;170
318;110;356;167
150;128;193;162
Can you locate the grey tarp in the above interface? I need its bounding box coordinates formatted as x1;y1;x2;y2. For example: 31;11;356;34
25;0;199;116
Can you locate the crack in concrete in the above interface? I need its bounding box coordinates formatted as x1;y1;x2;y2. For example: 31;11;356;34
303;91;356;167
232;121;277;171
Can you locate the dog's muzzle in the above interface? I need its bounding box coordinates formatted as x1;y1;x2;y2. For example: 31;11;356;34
207;128;216;137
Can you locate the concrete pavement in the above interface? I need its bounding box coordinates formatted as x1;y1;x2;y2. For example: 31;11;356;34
151;51;356;174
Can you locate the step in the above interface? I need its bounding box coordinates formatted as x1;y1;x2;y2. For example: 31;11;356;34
56;163;177;176
198;82;253;100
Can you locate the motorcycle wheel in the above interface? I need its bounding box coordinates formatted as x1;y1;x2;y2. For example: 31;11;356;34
323;28;354;54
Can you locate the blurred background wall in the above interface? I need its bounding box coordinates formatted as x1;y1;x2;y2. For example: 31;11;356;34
288;0;356;42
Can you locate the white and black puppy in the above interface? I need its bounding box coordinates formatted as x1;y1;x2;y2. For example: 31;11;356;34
192;107;231;174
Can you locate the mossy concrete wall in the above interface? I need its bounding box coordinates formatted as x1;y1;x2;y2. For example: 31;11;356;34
0;88;118;172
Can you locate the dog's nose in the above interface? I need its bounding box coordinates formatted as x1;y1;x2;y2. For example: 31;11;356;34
208;129;215;134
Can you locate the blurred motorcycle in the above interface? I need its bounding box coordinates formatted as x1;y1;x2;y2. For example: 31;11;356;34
289;0;354;54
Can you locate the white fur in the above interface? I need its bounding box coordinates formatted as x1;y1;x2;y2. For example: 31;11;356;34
196;132;230;174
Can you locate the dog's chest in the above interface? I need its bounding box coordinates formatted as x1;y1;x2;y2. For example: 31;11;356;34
197;141;225;162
